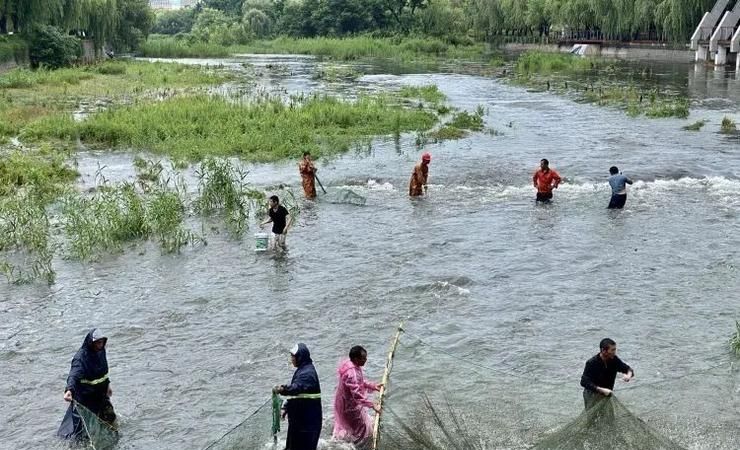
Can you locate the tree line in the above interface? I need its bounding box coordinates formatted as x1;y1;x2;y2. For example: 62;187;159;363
0;0;153;67
155;0;715;44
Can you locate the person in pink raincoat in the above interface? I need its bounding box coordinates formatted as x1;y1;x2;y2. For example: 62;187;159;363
332;345;383;446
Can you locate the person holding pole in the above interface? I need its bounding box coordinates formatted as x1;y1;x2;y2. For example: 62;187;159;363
299;151;318;199
332;346;383;445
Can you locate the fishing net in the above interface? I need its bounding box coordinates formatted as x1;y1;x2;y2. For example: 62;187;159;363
322;188;367;206
203;394;282;450
374;329;739;450
75;401;119;450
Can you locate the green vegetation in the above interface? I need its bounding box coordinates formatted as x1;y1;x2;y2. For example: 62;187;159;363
142;35;486;61
0;154;295;283
430;109;485;141
683;120;707;131
399;85;446;104
721;117;737;134
732;321;740;357
0;61;234;138
0;146;79;201
312;65;363;82
195;158;264;237
1;0;153;67
516;51;600;75
23;94;439;161
0;35;29;65
513;51;690;119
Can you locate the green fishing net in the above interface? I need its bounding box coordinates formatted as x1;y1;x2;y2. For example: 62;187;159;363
75;402;119;450
322;188;367;206
202;394;282;450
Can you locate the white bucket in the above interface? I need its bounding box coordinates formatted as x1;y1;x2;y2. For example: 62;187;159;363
254;232;269;252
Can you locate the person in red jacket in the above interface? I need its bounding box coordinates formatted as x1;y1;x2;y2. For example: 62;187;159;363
532;158;561;203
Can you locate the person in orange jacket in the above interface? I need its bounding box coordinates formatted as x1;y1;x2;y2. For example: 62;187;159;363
409;152;431;197
298;151;317;199
533;158;561;203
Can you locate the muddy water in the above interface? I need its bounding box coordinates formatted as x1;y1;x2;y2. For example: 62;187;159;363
1;55;739;449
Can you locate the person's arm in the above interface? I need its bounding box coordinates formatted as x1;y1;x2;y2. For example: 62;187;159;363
260;211;272;227
409;171;417;196
615;356;634;381
64;356;83;402
533;171;539;188
279;369;311;396
284;213;293;235
345;369;375;408
625;176;634;185
552;170;562;188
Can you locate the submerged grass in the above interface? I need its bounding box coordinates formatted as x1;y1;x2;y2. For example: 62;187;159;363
429;109;485;141
23;94;439;161
511;51;690;119
683;120;707;131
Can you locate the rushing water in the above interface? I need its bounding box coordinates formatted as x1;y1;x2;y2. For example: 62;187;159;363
1;55;739;450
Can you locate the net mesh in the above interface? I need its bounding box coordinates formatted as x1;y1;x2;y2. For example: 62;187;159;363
322;188;367;206
75;402;119;450
202;396;280;450
374;331;740;450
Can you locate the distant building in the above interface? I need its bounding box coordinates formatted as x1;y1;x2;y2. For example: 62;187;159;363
149;0;180;10
181;0;198;7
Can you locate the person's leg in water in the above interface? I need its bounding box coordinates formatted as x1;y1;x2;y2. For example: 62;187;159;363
608;194;627;209
536;192;553;203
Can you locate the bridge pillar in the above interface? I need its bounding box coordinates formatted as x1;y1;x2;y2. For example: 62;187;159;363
696;45;709;61
714;45;728;65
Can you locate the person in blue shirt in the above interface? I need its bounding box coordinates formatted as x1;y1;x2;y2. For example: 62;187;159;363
607;166;633;209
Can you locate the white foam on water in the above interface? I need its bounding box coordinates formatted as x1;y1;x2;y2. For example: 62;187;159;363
367;179;395;191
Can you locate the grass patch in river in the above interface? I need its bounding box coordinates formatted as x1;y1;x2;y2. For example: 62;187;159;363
512;51;690;119
0;61;235;138
399;85;446;105
683;120;707;131
23;93;440;161
142;35;487;62
721;117;737;134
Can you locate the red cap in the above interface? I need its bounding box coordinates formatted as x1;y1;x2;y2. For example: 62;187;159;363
421;152;431;161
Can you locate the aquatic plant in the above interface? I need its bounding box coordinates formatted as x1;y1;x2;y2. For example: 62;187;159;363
720;117;737;134
0;145;78;202
0;191;55;284
24;94;439;161
399;85;446;104
515;51;600;75
682;120;707;131
141;35;486;61
732;321;740;357
195;158;264;237
312;65;362;82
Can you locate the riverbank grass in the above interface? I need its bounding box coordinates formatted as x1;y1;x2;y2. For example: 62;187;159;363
721;117;737;134
731;321;740;357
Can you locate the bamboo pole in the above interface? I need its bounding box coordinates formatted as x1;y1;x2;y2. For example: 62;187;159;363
371;322;405;450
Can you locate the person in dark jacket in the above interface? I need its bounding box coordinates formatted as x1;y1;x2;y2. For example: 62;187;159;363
57;328;116;442
274;343;322;450
580;338;634;410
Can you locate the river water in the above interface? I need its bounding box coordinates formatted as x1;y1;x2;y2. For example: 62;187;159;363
1;54;739;449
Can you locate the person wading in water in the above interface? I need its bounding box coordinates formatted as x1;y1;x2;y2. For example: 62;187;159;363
409;152;431;197
298;151;317;199
533;158;561;203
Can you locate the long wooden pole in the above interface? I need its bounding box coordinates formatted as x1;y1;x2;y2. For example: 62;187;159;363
371;322;405;450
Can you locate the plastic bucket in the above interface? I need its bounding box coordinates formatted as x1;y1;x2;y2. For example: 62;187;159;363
255;232;269;252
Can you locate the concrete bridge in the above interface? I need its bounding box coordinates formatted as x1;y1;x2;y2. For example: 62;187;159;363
691;0;740;69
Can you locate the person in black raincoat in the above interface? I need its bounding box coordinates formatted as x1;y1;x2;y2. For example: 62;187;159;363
274;343;322;450
57;328;117;442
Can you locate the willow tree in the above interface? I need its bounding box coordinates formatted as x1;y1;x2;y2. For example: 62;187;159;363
59;0;119;48
654;0;713;42
0;0;65;33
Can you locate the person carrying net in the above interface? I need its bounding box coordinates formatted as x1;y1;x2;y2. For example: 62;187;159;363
580;338;634;416
273;343;322;450
57;328;117;443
